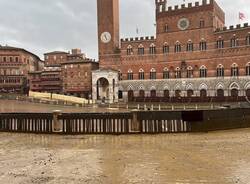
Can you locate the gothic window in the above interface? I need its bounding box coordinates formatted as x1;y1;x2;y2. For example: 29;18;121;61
163;43;169;54
175;67;181;78
246;63;250;76
127;45;133;55
246;35;250;45
217;64;224;77
9;57;13;62
139;69;145;80
200;20;205;28
150;68;157;79
163;68;169;79
187;66;193;78
231;63;239;77
230;36;239;48
186;41;193;52
149;43;156;54
165;24;169;32
175;42;181;53
216;38;224;49
200;65;207;78
3;57;6;62
138;44;144;55
127;69;133;80
199;40;207;51
15;57;19;62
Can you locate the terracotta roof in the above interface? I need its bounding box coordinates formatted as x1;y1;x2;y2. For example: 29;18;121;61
0;45;42;61
44;51;69;55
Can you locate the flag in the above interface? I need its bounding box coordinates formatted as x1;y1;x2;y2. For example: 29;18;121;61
239;12;245;20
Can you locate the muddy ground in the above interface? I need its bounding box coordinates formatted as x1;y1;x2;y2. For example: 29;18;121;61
0;129;250;184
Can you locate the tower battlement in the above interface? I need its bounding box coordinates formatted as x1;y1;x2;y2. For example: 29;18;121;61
214;23;250;33
156;0;215;16
121;36;155;43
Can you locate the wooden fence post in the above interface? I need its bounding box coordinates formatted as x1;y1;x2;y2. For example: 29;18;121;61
131;110;140;133
52;110;62;133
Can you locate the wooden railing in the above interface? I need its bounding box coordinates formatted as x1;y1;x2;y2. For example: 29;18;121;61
1;108;250;134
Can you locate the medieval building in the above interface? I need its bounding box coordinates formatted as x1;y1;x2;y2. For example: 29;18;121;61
93;0;250;103
0;45;43;93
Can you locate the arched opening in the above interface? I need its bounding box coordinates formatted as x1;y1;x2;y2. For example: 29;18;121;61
128;90;134;101
150;90;156;97
97;78;109;102
231;89;239;98
164;90;170;98
175;90;181;98
200;89;207;98
217;89;224;98
187;89;194;98
139;90;145;98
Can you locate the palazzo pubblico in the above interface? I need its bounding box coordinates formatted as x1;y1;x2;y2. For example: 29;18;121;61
92;0;250;103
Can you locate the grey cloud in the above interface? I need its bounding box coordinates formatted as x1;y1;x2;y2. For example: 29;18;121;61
0;0;249;60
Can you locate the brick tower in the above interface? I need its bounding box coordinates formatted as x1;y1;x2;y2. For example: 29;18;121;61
97;0;120;68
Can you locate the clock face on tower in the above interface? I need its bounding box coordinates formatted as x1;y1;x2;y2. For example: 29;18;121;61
100;32;112;43
178;18;190;31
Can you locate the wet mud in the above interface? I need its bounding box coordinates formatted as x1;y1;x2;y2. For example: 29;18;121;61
0;129;250;183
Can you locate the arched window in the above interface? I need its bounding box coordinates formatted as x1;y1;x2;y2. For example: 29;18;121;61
246;34;250;45
216;37;224;49
231;63;239;77
175;42;181;53
200;89;207;98
127;69;133;80
217;64;224;77
149;43;156;54
139;90;145;98
138;44;144;55
163;67;169;79
246;63;250;76
230;36;239;48
200;65;207;78
139;69;145;80
187;89;194;97
127;45;133;55
150;90;157;97
175;67;181;78
199;19;205;28
199;40;207;51
186;40;193;52
164;90;170;98
164;24;169;32
187;66;193;78
163;43;169;54
150;68;157;79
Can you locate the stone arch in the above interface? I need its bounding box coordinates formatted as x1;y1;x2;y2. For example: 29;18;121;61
138;44;144;48
150;86;156;90
186;83;194;90
229;82;240;90
215;82;224;90
127;84;134;91
244;82;250;90
199;83;208;90
138;84;145;90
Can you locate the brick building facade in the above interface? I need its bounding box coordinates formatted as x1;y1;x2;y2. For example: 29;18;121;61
61;59;98;98
29;49;97;97
0;45;43;93
93;0;250;103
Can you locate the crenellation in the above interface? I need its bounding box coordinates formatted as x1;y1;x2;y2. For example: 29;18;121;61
195;2;199;7
214;23;250;33
157;0;214;15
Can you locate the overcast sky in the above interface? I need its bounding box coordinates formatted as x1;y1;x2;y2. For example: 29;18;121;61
0;0;249;60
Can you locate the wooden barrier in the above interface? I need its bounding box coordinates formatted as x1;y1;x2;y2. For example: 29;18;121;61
1;108;250;134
